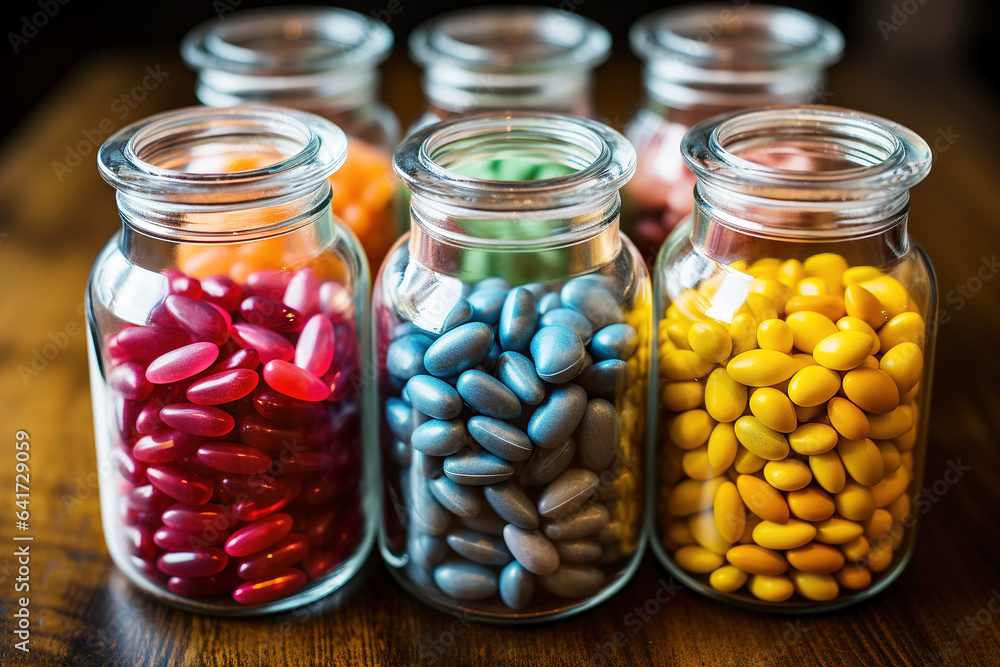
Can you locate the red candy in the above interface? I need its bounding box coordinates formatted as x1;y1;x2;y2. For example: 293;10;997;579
102;268;363;606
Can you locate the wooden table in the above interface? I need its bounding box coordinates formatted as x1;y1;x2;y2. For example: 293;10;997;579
1;51;999;667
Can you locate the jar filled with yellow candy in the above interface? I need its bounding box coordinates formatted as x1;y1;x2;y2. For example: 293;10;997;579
652;106;934;610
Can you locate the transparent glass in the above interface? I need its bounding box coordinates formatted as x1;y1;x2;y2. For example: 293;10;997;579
376;113;650;621
87;106;373;615
622;4;843;268
408;7;611;132
182;7;402;270
651;106;935;611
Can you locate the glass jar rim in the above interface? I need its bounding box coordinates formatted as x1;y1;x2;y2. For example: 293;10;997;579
631;4;842;74
181;7;393;76
98;105;347;205
409;6;611;74
393;111;635;214
682;105;932;201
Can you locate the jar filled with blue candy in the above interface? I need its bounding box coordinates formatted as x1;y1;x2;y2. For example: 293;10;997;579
376;112;651;621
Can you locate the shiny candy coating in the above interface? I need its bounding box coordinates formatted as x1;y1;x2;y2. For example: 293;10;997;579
423;323;494;377
530;325;587;383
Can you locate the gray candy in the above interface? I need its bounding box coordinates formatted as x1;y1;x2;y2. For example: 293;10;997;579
575;359;628;403
537;292;562;315
542;503;610;540
537;469;600;518
538;564;606;599
527;384;588;448
502;525;559;575
521;438;577;486
443;449;515;485
410;473;450;536
423;322;494;377
499;561;536;610
430;476;484;518
406;375;463;420
484;481;539;529
387;334;433;380
499;287;538;352
460;507;507;537
414;451;444;479
538;308;594;345
467;416;533;462
412;419;474;457
433;561;498;600
574;399;620;471
468;288;508;325
409;534;448;568
560;280;623;330
446;529;513;566
495;351;545;406
590;323;638;361
457;370;522;419
530;325;586;383
555;539;603;564
386;398;414;441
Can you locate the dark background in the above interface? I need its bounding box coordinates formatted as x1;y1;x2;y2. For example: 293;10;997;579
1;0;997;138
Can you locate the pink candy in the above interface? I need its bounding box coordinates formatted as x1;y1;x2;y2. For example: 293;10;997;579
224;513;293;557
186;369;260;405
263;360;331;402
230;323;295;365
295;315;335;377
146;342;220;384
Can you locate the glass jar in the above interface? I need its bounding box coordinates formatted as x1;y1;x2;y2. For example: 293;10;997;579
377;112;650;621
182;7;401;271
623;5;843;268
408;6;611;134
88;105;372;614
652;106;934;611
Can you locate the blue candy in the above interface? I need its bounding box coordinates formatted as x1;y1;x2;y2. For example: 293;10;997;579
526;384;588;448
456;369;522;419
467;416;533;462
468;288;509;325
529;325;586;383
495;351;545;405
499;287;538;353
406;375;463;420
538;308;594;345
386;334;433;380
412;419;474;456
537;292;562;315
423;322;494;377
574;359;628;402
590;323;638;361
385;397;414;441
499;561;536;609
560;278;623;329
433;561;498;600
441;298;474;331
443;450;515;485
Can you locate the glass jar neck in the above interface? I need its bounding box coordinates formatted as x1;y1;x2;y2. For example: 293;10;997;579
420;67;597;117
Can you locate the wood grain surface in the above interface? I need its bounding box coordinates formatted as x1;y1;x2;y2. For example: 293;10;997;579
1;49;999;667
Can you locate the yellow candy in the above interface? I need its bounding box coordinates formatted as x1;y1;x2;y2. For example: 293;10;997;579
777;259;806;287
835;481;877;521
661;350;714;381
728;313;759;356
675;545;725;573
734;416;790;460
794;403;826;423
836;437;885;486
787;365;841;407
878;312;926;350
871;467;909;507
748;258;783;278
748;388;797;433
665;321;693;350
814;517;865;544
844;284;889;330
785;543;845;574
707;422;739;471
835;564;872;589
836;316;880;354
803;253;849;288
753;519;817;550
763;459;812;491
736;474;789;523
748;574;795;602
887;493;912;524
788;423;839;456
840;535;870;562
689;509;733;554
858;275;910;318
894;424;918;453
714;481;746;543
727;350;797;387
863;509;894;543
748;278;791;313
746;292;779;323
812;330;872;371
796;277;829;296
868;405;915;440
785;295;847;322
827;397;870;440
787;486;836;522
756;319;794;353
876;439;902;473
860;355;880;369
733;445;766;474
682;445;728;481
865;544;894;573
880;342;924;395
726;544;789;576
789;569;840;601
688;321;733;364
786;311;838;354
662;381;705;412
667;478;727;516
669;409;717;449
842;266;882;286
809;450;847;494
842;369;899;414
666;521;695;547
709;565;749;592
704;368;747;422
